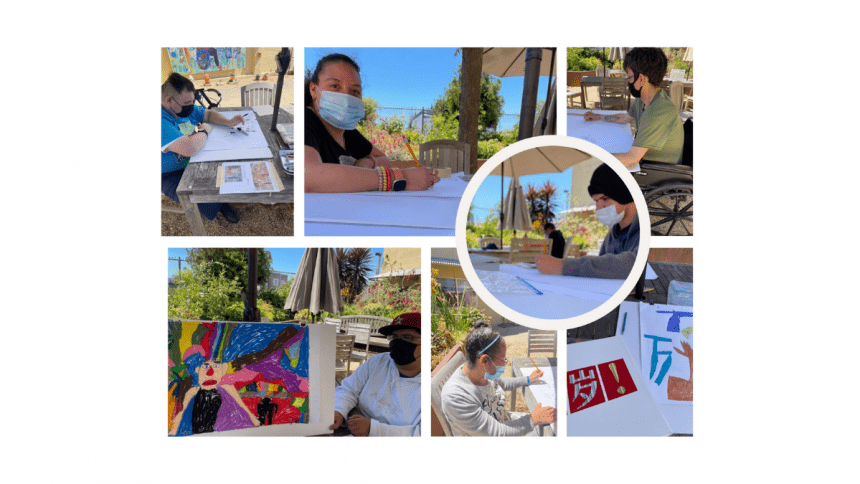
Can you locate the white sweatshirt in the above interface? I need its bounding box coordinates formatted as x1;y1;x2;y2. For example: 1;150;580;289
334;353;421;436
441;363;534;436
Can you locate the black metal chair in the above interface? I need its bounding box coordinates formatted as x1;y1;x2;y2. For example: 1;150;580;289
633;118;693;236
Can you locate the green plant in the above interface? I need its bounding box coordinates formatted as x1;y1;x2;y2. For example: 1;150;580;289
567;48;604;71
168;264;243;321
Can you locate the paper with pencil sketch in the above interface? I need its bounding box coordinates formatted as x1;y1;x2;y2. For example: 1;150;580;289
190;110;272;163
525;364;557;434
499;264;625;296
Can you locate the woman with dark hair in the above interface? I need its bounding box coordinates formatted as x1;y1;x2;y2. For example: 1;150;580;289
440;321;556;436
304;53;440;193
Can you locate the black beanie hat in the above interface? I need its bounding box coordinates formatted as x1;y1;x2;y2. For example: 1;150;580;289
587;164;634;205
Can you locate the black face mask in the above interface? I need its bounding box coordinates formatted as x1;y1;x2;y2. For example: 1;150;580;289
628;79;642;98
389;339;418;366
173;98;194;118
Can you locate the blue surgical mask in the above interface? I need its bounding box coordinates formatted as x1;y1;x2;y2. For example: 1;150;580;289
317;90;365;130
596;204;625;226
486;360;506;380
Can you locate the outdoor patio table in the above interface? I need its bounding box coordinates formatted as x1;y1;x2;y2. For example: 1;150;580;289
510;357;557;437
567;261;693;342
175;106;294;236
305;172;469;236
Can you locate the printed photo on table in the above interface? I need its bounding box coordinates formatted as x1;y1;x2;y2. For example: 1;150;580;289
565;47;692;236
167;247;421;436
464;145;653;321
303;47;557;236
161;47;295;236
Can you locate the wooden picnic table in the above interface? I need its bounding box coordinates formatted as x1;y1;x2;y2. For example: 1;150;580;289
567;261;693;342
510;357;557;437
175;106;294;236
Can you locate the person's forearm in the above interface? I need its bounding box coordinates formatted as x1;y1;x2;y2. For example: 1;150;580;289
601;113;633;124
562;252;637;279
305;163;380;193
204;109;233;126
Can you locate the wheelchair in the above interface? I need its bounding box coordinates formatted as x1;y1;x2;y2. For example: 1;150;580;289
633;117;693;236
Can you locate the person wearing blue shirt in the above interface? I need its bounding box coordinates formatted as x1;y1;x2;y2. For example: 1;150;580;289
161;73;245;223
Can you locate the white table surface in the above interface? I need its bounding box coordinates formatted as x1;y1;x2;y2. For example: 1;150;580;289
304;173;467;236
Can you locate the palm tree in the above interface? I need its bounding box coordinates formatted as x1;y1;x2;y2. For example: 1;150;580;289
336;248;373;302
525;181;558;225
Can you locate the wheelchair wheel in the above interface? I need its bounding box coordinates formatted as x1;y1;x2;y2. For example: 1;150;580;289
645;184;693;236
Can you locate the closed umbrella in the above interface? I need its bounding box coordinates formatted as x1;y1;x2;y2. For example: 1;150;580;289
497;176;532;234
285;248;343;322
270;48;291;133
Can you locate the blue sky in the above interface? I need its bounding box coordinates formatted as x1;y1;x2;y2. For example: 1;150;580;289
168;248;385;277
305;48;551;131
471;171;574;224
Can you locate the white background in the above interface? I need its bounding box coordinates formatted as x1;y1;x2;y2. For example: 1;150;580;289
5;0;858;482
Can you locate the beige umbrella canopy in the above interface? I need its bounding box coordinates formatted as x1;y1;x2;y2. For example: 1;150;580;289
498;176;532;232
489;146;591;177
285;248;343;320
481;48;556;77
682;47;694;63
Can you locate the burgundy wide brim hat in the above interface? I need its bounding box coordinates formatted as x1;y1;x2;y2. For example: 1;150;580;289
378;312;421;336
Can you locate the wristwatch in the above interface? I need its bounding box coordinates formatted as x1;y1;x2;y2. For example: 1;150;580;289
391;168;406;191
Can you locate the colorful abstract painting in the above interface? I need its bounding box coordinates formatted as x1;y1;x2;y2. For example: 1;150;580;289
168;321;310;436
167;48;246;75
640;304;694;405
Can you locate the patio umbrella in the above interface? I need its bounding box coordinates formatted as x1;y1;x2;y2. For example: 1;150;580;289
284;248;343;322
481;48;557;139
481;48;556;77
609;47;631;72
497;176;532;235
270;47;291;133
489;146;591;244
682;47;693;63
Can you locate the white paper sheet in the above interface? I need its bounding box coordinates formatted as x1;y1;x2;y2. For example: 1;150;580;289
521;364;557;435
190;110;273;163
219;161;280;194
476;270;541;295
493;292;604;319
499;264;625;296
639;303;694;406
567;338;670;436
305;194;460;234
567;109;640;172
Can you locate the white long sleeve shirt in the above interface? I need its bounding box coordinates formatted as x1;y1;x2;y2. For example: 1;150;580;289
441;364;534;436
334;353;421;436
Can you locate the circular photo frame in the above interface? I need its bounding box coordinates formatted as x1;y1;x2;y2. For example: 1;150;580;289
455;135;651;330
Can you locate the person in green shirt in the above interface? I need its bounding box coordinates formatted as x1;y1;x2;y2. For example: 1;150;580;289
584;48;684;168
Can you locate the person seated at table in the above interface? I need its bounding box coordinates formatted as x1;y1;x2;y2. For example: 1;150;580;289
304;53;440;193
161;72;246;223
441;321;556;436
584;48;684;169
544;223;566;259
535;163;638;279
330;312;421;436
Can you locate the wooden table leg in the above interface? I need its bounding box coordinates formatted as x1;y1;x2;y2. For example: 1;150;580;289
177;193;207;236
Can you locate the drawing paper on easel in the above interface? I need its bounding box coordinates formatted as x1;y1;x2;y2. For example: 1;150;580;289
640;303;694;406
168;321;311;436
190;110;273;163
